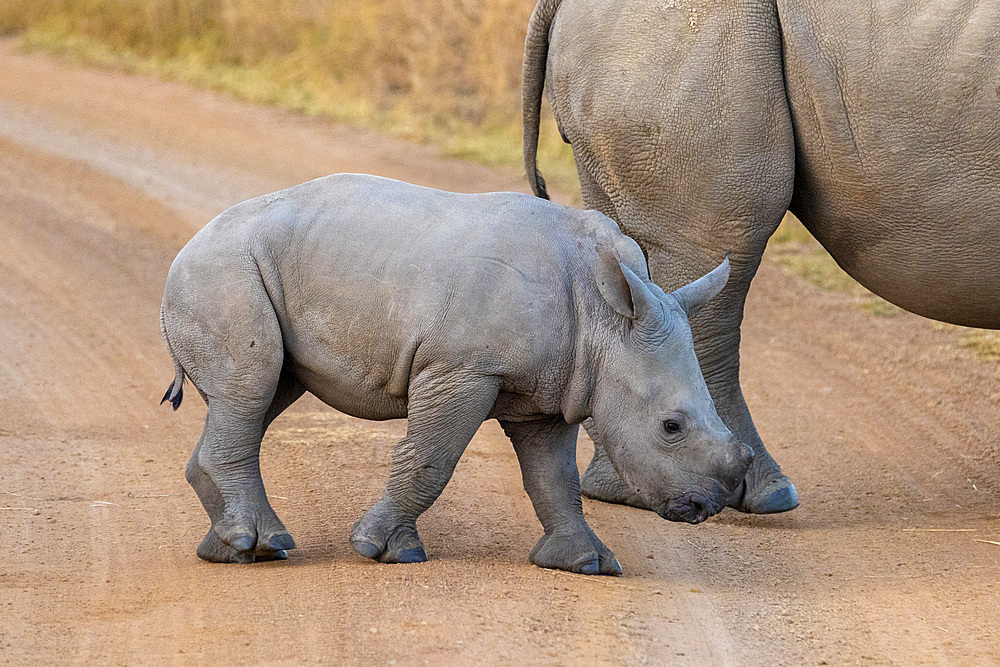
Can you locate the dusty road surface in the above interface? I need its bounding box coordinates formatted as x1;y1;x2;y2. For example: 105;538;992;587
1;41;998;664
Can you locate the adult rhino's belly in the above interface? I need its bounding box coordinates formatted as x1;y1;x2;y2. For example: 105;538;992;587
779;0;1000;328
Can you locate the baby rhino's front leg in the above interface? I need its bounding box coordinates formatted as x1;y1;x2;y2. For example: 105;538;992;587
501;418;621;576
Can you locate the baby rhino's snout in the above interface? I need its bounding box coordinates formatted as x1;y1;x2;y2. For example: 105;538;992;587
658;436;754;525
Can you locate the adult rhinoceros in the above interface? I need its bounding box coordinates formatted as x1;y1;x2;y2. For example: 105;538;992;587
523;0;1000;515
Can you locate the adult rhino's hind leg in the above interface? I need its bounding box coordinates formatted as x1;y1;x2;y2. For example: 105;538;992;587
351;372;499;564
546;0;803;515
693;290;799;515
572;149;798;515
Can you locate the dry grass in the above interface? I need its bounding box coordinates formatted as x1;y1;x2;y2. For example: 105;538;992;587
932;324;1000;364
0;0;578;191
959;330;1000;362
768;212;814;246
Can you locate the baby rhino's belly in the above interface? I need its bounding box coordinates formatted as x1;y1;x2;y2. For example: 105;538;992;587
284;330;410;422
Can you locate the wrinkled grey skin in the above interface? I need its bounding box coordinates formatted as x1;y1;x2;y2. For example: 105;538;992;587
523;0;1000;516
160;174;753;574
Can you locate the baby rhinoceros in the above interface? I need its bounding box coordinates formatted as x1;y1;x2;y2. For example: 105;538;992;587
160;173;753;575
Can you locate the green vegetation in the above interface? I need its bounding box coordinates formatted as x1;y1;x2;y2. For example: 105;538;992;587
0;0;579;192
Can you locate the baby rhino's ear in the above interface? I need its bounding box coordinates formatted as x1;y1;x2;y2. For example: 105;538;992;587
595;245;656;321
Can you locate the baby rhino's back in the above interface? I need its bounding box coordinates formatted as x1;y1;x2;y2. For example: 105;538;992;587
234;174;615;417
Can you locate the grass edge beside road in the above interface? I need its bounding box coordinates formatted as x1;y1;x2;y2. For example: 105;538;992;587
14;26;582;199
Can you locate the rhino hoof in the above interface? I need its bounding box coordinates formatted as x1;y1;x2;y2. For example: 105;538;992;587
394;547;428;564
230;534;255;552
351;539;381;560
740;478;800;514
267;532;296;551
529;531;621;576
351;501;427;564
197;528;293;563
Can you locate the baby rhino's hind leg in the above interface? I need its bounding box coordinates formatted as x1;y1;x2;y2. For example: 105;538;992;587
169;269;300;564
189;370;305;564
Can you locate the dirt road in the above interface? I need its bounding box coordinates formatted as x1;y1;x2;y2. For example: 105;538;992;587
1;41;998;664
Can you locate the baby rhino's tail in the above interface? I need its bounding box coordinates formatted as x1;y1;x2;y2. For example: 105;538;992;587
161;361;184;410
160;306;184;411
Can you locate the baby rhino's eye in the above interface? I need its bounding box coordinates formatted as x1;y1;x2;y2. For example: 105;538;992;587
663;419;682;435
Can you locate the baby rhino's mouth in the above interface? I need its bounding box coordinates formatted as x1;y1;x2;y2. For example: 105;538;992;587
658;491;723;524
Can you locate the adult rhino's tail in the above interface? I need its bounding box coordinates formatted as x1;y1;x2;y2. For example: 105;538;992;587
159;305;184;410
522;0;562;200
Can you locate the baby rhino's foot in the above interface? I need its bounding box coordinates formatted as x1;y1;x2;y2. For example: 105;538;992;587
196;503;296;564
196;528;293;564
530;528;622;576
351;500;427;564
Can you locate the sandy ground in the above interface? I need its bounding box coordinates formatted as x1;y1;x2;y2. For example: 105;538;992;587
0;41;998;665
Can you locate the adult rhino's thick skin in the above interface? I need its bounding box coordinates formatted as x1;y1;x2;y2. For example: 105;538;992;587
160;174;752;573
523;0;1000;515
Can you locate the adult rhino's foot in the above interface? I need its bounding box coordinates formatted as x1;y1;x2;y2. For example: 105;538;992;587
580;446;649;509
729;450;799;514
196;527;293;564
351;499;427;564
530;528;622;576
730;475;799;514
